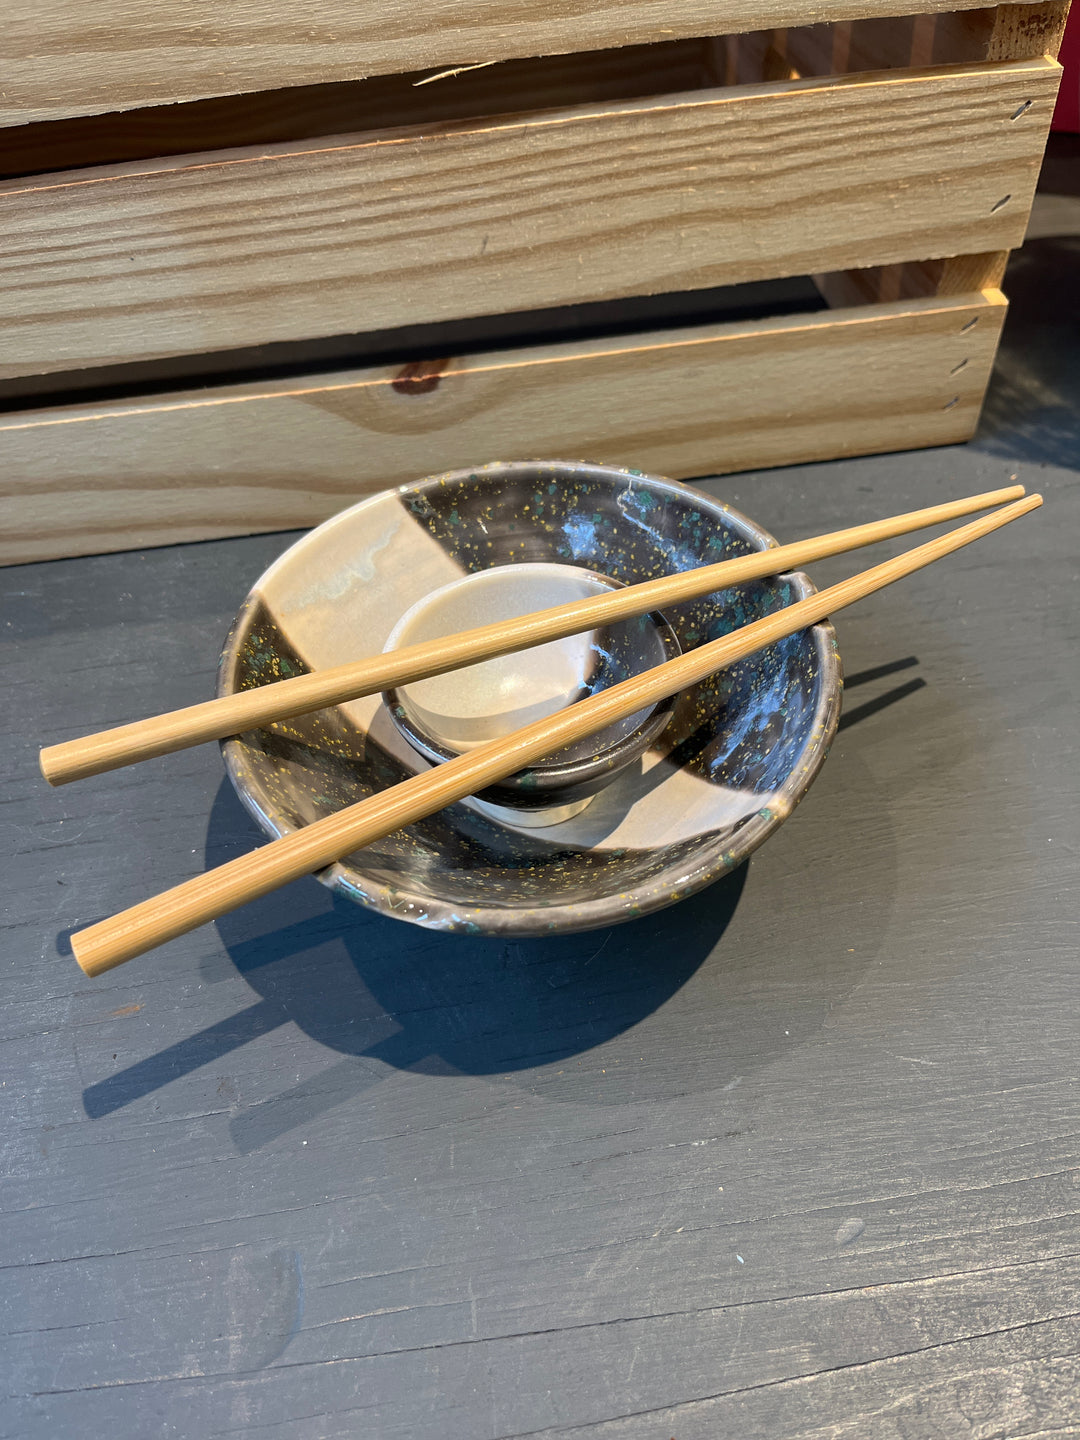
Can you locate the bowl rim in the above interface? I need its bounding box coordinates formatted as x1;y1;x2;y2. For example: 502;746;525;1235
218;460;842;936
382;561;682;797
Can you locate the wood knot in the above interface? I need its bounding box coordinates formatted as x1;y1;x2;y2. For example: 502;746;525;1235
392;357;450;396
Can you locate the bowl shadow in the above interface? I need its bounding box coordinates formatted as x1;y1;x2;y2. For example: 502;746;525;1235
83;777;747;1139
210;778;757;1148
81;649;924;1144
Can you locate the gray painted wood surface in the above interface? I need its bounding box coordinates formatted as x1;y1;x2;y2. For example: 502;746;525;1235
3;228;1078;1437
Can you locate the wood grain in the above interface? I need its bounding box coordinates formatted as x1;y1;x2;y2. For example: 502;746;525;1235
0;38;725;183
0;58;1057;380
986;0;1073;58
9;6;1062;183
0;289;1008;565
3;0;1060;125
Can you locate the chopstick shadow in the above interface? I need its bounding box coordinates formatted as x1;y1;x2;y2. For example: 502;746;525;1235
844;656;919;688
82;779;749;1139
838;655;926;732
82;999;288;1119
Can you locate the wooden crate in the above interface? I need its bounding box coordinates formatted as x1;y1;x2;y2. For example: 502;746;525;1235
1;0;1070;564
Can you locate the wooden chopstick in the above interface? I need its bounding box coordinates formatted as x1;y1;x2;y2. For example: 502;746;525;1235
70;493;1041;977
39;484;1026;787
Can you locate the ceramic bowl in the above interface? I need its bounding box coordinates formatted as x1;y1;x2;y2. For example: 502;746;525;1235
382;561;682;827
218;460;842;936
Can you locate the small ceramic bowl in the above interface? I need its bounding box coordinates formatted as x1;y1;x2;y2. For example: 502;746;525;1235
382;561;682;827
218;460;843;937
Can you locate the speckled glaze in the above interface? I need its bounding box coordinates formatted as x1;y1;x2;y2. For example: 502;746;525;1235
218;461;843;936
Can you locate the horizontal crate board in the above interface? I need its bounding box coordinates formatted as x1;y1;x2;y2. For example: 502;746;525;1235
0;58;1055;381
4;6;1068;181
0;288;1007;565
3;0;1060;124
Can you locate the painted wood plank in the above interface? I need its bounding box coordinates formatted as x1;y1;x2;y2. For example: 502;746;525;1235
4;363;1079;1437
0;289;1006;564
0;58;1055;380
3;0;1062;125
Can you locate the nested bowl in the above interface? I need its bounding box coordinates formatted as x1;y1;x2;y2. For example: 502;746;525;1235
382;560;683;825
218;461;842;936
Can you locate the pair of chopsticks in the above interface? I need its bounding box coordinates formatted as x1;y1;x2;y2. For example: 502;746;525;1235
44;485;1040;977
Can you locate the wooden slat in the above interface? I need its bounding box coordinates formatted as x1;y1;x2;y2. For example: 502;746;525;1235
6;4;1061;188
0;38;723;183
2;0;1061;126
0;59;1056;381
552;4;1066;106
0;288;1007;565
27;5;1063;185
711;4;1069;90
779;12;994;73
986;0;1073;57
814;249;1010;304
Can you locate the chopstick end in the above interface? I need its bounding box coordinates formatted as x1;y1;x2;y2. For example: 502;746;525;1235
39;746;67;787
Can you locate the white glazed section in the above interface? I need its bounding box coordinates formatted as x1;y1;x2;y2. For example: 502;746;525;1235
383;562;620;752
